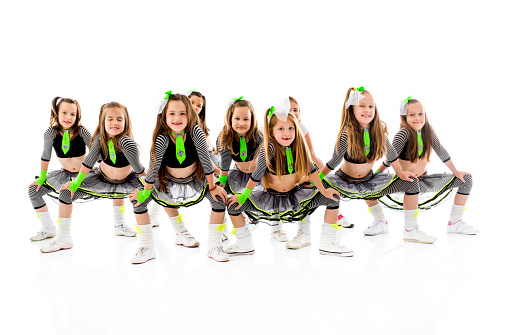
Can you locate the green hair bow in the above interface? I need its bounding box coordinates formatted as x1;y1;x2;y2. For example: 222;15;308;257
403;96;412;104
268;106;276;118
233;96;244;102
164;90;172;100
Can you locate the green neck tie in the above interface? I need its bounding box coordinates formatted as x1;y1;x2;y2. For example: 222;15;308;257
108;137;117;164
285;146;294;175
239;136;247;162
174;131;186;164
416;130;423;157
62;129;70;155
363;128;370;157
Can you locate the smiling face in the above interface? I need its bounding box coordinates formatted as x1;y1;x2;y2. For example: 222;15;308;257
190;95;203;114
232;106;251;136
104;107;125;137
405;102;426;131
290;101;300;120
58;102;78;130
272;118;296;147
166;100;188;133
352;92;375;128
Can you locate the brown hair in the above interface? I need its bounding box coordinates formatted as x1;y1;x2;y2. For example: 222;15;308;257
335;88;387;163
50;96;82;138
188;91;209;137
215;99;262;157
150;94;204;193
263;110;311;188
90;102;134;159
400;99;433;163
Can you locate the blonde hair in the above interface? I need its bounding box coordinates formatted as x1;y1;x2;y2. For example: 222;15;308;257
90;102;134;158
263;110;311;188
335;88;387;162
215;99;262;157
150;94;204;192
188;91;209;137
400;99;433;163
50;96;82;137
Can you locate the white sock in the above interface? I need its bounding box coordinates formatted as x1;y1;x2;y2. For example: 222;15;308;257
404;209;419;230
450;204;464;223
113;205;125;227
137;224;154;249
234;225;251;239
169;215;187;234
37;211;54;230
272;221;284;232
368;203;386;222
298;216;311;234
320;222;338;244
207;223;225;249
56;217;72;239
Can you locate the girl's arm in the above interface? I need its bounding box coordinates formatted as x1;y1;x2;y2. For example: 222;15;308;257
78;126;92;147
444;159;471;183
216;137;232;185
304;132;324;169
385;136;418;181
32;127;56;189
319;130;348;178
118;136;145;175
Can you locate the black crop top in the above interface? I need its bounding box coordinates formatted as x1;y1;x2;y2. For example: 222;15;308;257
41;126;92;161
82;134;145;174
217;131;264;172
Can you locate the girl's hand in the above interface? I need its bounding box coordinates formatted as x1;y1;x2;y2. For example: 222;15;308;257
398;170;418;182
454;171;472;183
322;187;341;202
29;180;42;192
210;185;227;204
227;194;241;210
60;181;74;199
214;166;221;176
129;189;141;207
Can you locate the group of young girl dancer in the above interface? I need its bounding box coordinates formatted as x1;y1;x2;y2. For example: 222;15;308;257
28;87;477;264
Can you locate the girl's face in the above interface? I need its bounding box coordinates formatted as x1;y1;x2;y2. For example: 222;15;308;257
58;102;78;130
105;107;125;137
272;118;296;147
406;102;426;131
190;95;203;114
290;101;300;120
231;107;252;136
166;100;188;133
353;92;375;128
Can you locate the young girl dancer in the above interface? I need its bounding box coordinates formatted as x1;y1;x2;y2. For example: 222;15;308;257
319;87;436;244
227;98;350;256
40;101;146;254
28;97;91;241
377;97;477;234
129;92;228;262
215;97;263;255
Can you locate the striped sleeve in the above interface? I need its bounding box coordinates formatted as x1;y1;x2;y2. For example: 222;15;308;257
41;127;56;162
118;136;145;174
78;126;92;148
325;130;348;170
217;137;233;172
383;128;409;167
251;142;274;182
310;161;318;174
431;129;450;162
144;134;168;184
191;124;215;175
82;135;102;169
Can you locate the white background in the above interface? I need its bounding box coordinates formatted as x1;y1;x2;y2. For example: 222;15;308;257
1;1;516;334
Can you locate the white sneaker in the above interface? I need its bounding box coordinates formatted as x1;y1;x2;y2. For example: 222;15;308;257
363;220;389;236
114;224;137;237
207;246;230;262
130;247;156;264
319;241;354;257
223;242;255;256
175;231;200;247
447;220;479;235
403;228;437;244
40;237;74;253
30;227;57;241
285;230;311;249
271;229;288;242
338;214;354;228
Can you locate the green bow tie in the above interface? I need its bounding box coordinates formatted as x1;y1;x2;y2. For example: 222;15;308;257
62;130;70;155
239;136;247;162
174;131;186;164
363;128;370;157
285;147;294;175
416;130;423;157
108;137;116;164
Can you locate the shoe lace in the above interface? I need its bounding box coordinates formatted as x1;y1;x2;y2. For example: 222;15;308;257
135;247;147;256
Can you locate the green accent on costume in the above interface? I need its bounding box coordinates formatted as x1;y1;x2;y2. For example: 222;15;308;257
285;147;294;175
374;169;380;174
237;187;253;205
174;131;186;164
62;130;70;155
108;138;117;164
70;171;87;192
403;96;412;104
36;170;47;185
164;90;172;99
239;136;247;161
218;175;227;186
363;127;370;156
319;171;326;180
416;130;423;157
217;224;226;232
268;106;275;118
357;86;365;92
137;189;152;203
